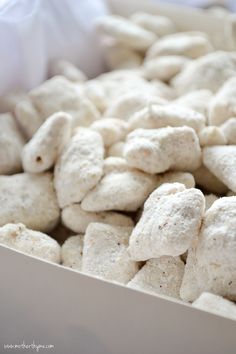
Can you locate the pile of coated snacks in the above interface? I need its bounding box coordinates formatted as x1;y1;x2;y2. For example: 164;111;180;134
1;11;236;321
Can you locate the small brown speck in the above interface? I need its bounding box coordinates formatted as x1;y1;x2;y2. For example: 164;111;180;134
36;156;42;162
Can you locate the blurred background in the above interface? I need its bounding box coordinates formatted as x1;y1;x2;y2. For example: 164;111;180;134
163;0;236;11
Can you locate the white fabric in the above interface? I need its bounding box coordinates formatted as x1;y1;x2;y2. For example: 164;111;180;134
0;0;108;95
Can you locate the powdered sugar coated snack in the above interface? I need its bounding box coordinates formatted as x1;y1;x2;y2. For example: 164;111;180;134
0;223;61;263
1;10;236;322
61;235;84;271
192;292;236;321
22;111;72;173
54;128;104;208
82;223;139;284
0;113;25;174
127;256;185;299
129;183;205;261
124;126;201;174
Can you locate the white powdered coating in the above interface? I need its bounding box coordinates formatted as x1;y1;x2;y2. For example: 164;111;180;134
124;126;201;174
91;118;128;147
129;183;205;261
130;12;175;37
102;41;143;70
127;256;185;299
83;80;107;113
0;223;61;263
103;157;130;174
128;104;205;133
49;60;87;82
220;118;236;144
199;126;226;146
62;204;133;234
0;113;25;174
180;197;236;301
143;56;190;82
15;76;100;138
61;235;84;270
155;171;195;189
209;77;236;126
96;15;156;51
107;141;125;157
96;71;163;103
104;92;167;121
54;128;104;208
203;145;236;193
172;51;236;95
0;173;59;232
192;292;236;321
22;112;72;173
82;223;138;284
173;90;213;116
81;169;157;212
146;32;212;60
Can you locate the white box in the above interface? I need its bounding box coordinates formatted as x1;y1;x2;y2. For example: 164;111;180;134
1;2;236;353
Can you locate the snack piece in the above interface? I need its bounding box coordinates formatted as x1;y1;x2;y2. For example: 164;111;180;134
49;59;87;82
192;165;228;195
205;194;218;211
199;126;226;146
0;91;27;114
172;51;236;94
0;223;61;263
130;12;175;37
54;128;104;208
15;76;100;138
103;157;129;174
173;90;213;116
143;56;190;82
91;118;128;147
180;197;236;301
61;235;84;270
102;41;143;70
146;32;212;60
96;15;156;51
203;146;236;193
127;256;185;299
81;169;157;212
62;204;133;234
192;292;236;321
220;117;236;144
156;171;195;189
128;104;205;133
0;173;59;232
151;79;176;100
129;183;205;261
0;113;25;174
82;223;138;284
124;127;201;174
104;92;167;121
22;112;72;173
209;77;236;126
107;141;125;157
100;74;162;103
83;80;107;113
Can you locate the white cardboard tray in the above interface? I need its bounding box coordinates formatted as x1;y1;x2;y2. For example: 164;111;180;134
1;244;236;354
1;1;236;353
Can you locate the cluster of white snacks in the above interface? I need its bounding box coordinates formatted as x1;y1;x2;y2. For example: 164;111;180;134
1;12;236;321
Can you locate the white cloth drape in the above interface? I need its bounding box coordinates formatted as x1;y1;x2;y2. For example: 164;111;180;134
0;0;108;95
